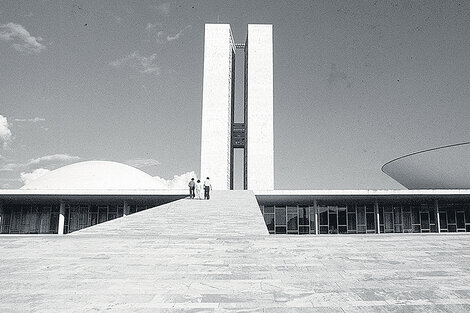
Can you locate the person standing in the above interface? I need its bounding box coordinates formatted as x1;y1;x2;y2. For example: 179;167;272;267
188;178;195;199
203;177;212;200
195;179;203;200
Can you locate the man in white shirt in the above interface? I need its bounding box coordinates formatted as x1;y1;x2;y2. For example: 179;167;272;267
203;177;212;200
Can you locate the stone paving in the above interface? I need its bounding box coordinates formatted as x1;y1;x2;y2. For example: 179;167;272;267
1;191;470;312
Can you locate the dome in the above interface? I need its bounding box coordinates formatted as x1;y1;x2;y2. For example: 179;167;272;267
382;142;470;189
21;161;160;190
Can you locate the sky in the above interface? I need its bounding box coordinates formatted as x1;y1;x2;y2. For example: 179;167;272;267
0;0;469;190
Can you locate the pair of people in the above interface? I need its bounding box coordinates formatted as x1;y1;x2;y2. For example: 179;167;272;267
188;177;212;200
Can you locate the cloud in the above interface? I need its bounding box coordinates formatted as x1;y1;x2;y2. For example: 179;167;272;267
145;22;161;31
147;24;191;43
0;163;17;172
0;179;18;188
27;154;80;167
13;117;45;123
155;2;171;16
156;31;165;43
110;51;160;74
0;115;12;148
0;22;46;54
167;25;191;42
153;171;197;189
0;153;80;172
125;158;161;169
0;177;20;189
146;23;165;43
20;168;51;185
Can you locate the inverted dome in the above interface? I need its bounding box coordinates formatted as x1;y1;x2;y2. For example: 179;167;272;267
382;142;470;189
21;161;160;190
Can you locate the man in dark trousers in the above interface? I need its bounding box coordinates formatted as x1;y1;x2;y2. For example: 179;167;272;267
203;177;212;200
188;178;195;199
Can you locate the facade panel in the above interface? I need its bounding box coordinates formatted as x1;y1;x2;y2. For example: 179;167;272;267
200;24;235;190
246;24;274;190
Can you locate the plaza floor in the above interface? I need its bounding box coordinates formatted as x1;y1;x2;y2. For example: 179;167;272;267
1;191;470;312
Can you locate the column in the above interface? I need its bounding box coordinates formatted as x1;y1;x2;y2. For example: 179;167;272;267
375;200;380;234
58;201;65;235
314;199;319;235
123;201;130;216
435;199;440;233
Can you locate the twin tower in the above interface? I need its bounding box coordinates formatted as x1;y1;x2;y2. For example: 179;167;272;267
200;24;274;191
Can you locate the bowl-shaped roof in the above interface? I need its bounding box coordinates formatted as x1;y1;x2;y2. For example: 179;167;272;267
382;142;470;189
21;161;160;190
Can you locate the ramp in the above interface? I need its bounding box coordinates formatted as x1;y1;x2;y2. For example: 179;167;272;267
74;190;268;237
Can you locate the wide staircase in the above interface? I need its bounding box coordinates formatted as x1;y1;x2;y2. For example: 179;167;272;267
73;190;268;237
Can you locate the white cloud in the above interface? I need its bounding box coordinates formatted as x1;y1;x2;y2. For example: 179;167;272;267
0;177;20;189
167;25;191;42
110;51;160;74
153;171;197;189
13;117;45;123
0;163;16;172
0;153;80;171
26;154;80;167
0;22;46;54
155;31;165;43
155;2;171;16
125;158;161;169
145;23;165;43
0;114;12;148
20;168;51;185
145;22;161;31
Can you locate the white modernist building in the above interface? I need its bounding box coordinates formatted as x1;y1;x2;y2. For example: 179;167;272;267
200;24;274;190
1;23;469;237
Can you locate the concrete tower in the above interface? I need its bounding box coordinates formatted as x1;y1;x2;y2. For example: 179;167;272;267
245;24;274;190
200;24;235;190
201;24;273;190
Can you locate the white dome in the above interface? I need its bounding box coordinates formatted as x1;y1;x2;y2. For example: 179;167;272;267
21;161;160;190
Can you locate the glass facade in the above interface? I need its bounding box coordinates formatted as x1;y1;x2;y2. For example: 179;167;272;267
1;204;60;234
64;203;133;234
1;201;165;234
260;200;470;235
2;197;470;235
261;204;315;235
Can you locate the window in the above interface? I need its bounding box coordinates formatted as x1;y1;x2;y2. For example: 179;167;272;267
264;206;274;214
309;207;316;233
275;207;286;225
298;206;309;226
264;214;274;232
347;212;356;231
287;206;298;233
319;206;328;225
